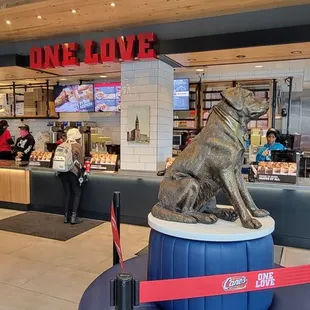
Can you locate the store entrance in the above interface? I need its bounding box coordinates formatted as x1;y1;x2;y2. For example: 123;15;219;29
163;41;310;178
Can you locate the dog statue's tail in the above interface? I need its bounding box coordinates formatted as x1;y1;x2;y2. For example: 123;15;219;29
151;203;197;223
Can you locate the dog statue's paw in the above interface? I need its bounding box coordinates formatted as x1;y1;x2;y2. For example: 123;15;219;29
217;208;239;222
189;212;218;224
203;214;218;224
252;209;270;218
242;218;262;230
182;215;198;224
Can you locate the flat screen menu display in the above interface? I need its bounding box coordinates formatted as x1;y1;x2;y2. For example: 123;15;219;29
173;79;189;110
94;82;121;112
54;84;95;113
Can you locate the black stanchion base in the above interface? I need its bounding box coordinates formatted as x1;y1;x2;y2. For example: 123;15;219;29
79;255;310;310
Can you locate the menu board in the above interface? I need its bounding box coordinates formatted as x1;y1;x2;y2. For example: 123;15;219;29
29;151;53;168
173;79;189;110
257;162;297;184
90;153;118;172
54;84;94;112
94;82;121;112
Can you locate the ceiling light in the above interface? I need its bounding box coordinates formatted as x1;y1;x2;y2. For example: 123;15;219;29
291;50;302;55
255;65;263;68
37;15;42;19
5;20;11;25
196;68;204;72
236;55;246;59
60;78;67;81
100;75;107;78
71;9;77;14
110;2;116;7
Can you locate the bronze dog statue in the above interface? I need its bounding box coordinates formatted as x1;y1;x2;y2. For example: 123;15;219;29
152;86;270;229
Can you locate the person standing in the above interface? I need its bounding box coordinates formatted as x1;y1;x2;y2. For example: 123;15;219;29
14;125;35;161
58;128;84;224
256;128;285;162
0;120;14;160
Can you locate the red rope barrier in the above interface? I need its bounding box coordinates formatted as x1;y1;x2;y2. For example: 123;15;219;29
110;203;125;271
140;265;310;304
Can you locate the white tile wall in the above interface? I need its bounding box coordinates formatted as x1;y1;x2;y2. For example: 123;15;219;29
121;60;173;172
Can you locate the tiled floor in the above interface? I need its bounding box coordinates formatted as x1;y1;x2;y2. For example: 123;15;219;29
0;209;150;310
0;209;309;309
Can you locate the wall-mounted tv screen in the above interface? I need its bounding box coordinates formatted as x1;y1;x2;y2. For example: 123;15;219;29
94;82;121;112
54;84;95;113
173;79;189;110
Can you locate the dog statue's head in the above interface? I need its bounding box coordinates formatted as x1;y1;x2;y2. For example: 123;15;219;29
221;86;269;120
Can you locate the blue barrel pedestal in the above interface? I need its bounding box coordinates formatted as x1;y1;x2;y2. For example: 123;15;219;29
147;212;275;310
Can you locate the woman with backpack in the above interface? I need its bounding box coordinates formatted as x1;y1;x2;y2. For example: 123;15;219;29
57;128;84;224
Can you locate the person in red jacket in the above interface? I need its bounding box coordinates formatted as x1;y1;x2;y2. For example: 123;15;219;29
0;120;14;160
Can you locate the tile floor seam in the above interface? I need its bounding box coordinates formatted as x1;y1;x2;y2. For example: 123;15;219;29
8;252;60;267
5;242;41;255
0;281;78;305
14;265;57;287
85;256;113;274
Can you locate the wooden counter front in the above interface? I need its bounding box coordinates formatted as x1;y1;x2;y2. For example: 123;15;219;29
0;168;30;204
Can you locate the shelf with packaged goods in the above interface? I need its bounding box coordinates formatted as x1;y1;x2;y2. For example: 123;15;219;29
3;116;59;120
0;81;59;120
174;118;196;121
200;80;272;129
173;128;197;131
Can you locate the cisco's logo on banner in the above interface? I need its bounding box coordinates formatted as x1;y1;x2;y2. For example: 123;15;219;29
222;276;248;291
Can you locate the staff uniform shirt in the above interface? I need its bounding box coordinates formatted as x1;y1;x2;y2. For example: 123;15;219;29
0;129;12;152
256;143;285;162
15;134;35;161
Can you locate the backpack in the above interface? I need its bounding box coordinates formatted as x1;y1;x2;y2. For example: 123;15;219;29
52;140;74;172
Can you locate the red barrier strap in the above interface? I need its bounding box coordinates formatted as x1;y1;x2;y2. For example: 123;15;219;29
140;265;310;303
110;203;125;271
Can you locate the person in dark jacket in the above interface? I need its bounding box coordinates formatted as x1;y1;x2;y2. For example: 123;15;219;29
14;124;35;161
0;120;14;160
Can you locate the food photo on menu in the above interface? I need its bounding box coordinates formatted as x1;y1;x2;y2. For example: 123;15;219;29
90;153;118;165
29;151;52;162
258;162;297;176
54;84;95;112
94;82;121;112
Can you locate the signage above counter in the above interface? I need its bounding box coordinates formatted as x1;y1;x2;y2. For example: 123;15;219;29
30;32;157;69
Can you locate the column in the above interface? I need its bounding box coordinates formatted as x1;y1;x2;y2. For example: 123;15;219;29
120;60;174;172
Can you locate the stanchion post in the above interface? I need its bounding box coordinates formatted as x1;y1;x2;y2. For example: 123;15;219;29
110;273;140;310
113;191;121;266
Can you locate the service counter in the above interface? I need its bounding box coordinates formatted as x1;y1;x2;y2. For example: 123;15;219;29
1;161;310;249
0;161;30;208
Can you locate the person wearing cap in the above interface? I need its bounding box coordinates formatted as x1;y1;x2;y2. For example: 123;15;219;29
14;124;35;162
256;128;285;162
0;120;14;160
58;128;84;225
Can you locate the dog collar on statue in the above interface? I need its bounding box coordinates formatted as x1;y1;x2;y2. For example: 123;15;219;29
212;105;248;149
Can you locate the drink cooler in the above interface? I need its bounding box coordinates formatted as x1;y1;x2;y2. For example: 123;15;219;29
147;215;274;310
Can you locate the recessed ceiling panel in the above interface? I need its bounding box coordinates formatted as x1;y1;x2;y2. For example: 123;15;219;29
0;0;308;41
0;66;54;81
42;62;121;76
167;42;310;67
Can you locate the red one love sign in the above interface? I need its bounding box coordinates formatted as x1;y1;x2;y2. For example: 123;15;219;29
30;32;157;69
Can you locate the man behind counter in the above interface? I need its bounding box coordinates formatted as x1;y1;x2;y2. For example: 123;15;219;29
256;128;285;162
14;125;35;161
